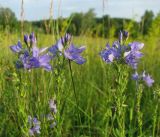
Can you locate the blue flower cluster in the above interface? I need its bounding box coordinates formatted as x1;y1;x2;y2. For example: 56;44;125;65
100;31;154;87
132;71;154;87
10;33;86;71
49;33;86;64
10;32;154;87
27;99;57;135
28;116;41;136
100;31;143;69
10;33;52;71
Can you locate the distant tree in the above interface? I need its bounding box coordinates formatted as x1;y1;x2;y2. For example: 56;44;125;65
148;12;160;37
101;15;109;37
68;9;96;35
69;12;83;35
0;7;17;31
141;10;154;35
81;8;96;35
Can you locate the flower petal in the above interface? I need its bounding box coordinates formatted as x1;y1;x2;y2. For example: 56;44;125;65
10;41;22;53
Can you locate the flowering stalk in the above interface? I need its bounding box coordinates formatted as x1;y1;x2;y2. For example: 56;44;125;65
113;64;129;136
136;84;143;136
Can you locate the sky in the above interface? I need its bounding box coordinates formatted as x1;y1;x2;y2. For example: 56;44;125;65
0;0;160;21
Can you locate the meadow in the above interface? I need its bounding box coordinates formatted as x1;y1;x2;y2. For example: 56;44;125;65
0;10;160;137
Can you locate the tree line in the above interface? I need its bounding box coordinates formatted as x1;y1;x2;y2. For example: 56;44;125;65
0;7;158;38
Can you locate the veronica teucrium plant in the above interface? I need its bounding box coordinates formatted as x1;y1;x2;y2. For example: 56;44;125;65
49;33;86;64
9;32;86;136
100;30;154;136
10;33;52;71
49;33;86;126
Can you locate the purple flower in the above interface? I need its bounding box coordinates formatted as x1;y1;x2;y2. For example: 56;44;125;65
100;32;144;70
100;44;115;63
64;44;86;64
15;50;30;69
16;47;51;71
142;71;154;87
29;32;36;45
119;30;129;43
51;33;71;50
49;44;59;56
123;31;129;39
132;71;154;87
124;42;144;69
124;51;138;69
61;33;72;46
49;33;72;55
27;46;52;71
10;41;22;53
10;32;53;71
119;31;123;43
16;46;52;71
24;35;30;45
48;40;64;57
100;42;121;63
132;71;139;80
28;116;41;136
49;33;86;64
130;42;144;51
49;99;57;114
24;32;36;46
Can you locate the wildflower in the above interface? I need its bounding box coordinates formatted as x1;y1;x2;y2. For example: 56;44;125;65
29;32;36;45
100;44;115;63
49;99;57;114
24;32;36;46
132;71;139;80
28;116;41;136
10;33;52;71
119;31;123;43
124;42;144;69
119;30;129;43
142;71;154;87
123;31;129;40
100;42;122;63
49;43;59;57
18;47;52;71
64;44;86;64
47;99;57;128
24;35;30;45
49;34;86;64
10;41;22;53
61;33;72;46
132;71;154;87
100;31;144;69
28;46;52;71
49;33;72;54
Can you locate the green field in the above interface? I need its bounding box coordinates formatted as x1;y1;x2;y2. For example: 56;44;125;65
0;23;160;137
0;3;160;135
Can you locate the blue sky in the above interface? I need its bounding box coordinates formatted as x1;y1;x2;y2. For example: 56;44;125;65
0;0;160;21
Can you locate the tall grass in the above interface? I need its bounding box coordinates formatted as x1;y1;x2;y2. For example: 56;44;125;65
0;31;159;136
0;1;160;137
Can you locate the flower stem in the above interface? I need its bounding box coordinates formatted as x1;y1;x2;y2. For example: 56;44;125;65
68;60;83;131
68;60;78;106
